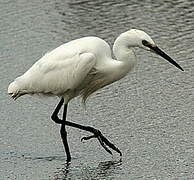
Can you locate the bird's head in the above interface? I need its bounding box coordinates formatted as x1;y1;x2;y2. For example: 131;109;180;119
127;29;155;50
126;29;184;71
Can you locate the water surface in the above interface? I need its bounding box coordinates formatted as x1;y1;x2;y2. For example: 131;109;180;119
0;0;193;179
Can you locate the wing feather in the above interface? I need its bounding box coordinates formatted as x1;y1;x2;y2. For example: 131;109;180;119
15;51;96;96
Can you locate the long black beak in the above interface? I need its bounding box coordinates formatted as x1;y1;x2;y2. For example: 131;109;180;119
150;46;184;71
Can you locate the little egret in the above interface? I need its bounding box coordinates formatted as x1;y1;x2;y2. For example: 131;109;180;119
8;29;184;162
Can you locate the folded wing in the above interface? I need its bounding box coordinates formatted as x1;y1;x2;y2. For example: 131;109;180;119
8;51;96;98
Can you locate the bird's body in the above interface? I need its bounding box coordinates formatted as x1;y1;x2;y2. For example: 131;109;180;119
8;34;136;104
8;29;183;162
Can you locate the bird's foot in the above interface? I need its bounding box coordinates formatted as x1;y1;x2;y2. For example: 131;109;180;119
81;129;122;157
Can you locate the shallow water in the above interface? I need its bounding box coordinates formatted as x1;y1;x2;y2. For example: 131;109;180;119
0;0;193;179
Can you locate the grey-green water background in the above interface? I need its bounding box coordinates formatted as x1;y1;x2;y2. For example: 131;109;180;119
0;0;193;179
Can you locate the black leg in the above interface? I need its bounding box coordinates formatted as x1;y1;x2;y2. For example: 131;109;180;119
51;98;64;124
63;121;122;157
51;98;71;162
51;98;122;158
61;103;71;162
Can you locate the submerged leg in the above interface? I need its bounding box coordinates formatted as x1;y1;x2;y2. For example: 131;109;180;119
51;98;71;162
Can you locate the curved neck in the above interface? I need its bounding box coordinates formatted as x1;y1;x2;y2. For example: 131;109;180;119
113;32;136;72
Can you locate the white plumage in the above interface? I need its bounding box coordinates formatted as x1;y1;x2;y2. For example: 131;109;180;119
7;29;184;161
8;29;183;104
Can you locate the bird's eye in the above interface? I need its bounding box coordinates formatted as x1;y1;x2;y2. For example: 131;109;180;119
142;40;150;47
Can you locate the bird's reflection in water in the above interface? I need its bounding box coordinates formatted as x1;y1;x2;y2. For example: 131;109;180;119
53;159;122;180
94;159;122;178
53;162;70;180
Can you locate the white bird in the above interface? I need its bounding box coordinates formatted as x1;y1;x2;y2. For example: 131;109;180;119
8;29;183;162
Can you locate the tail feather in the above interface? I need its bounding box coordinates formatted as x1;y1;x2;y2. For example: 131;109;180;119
8;81;21;100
